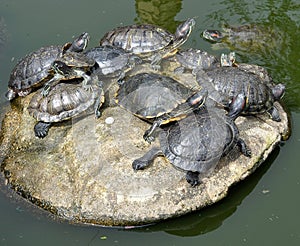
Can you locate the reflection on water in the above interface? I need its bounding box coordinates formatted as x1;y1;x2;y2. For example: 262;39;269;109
134;0;182;32
204;0;300;112
129;147;279;236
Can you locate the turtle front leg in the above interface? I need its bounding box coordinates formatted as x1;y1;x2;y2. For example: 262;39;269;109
132;147;163;170
41;74;63;97
267;106;281;122
237;138;252;157
34;121;52;138
143;119;164;143
93;94;104;118
79;71;92;91
185;171;200;187
150;54;163;70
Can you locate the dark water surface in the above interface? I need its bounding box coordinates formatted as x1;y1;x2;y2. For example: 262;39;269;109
0;0;300;245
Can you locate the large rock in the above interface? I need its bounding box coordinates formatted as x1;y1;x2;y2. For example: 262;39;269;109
0;65;290;226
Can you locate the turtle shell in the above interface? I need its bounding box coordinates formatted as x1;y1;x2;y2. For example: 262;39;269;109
116;72;195;120
84;45;133;76
6;32;90;100
196;66;284;115
99;18;195;58
28;81;104;123
56;51;95;70
100;24;174;55
7;45;63;98
175;48;220;72
160;106;231;173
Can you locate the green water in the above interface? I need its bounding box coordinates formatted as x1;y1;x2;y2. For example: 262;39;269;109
0;0;300;245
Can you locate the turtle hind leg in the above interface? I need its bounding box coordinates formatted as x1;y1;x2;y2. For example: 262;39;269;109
267;106;281;122
34;122;52;138
132;147;163;170
237;138;252;157
185;171;200;187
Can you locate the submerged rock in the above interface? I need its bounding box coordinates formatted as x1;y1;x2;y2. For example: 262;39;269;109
0;61;290;226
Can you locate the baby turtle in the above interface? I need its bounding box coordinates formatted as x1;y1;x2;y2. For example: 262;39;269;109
28;77;104;138
83;45;141;81
100;18;195;69
174;48;220;74
133;105;251;186
116;72;207;142
196;67;285;121
5;32;89;100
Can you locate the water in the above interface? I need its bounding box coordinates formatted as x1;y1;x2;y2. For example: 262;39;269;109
0;0;300;245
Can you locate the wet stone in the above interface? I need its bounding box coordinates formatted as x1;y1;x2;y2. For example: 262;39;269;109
0;89;289;226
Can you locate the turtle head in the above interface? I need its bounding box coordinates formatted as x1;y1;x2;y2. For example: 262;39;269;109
175;18;196;40
202;29;224;42
220;52;236;67
272;83;285;100
51;61;72;76
65;32;90;53
187;89;208;108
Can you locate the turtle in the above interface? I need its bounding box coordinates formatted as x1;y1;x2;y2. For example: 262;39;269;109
99;18;196;69
219;51;276;85
5;32;90;100
40;49;96;96
174;48;220;74
115;72;207;142
27;76;104;138
196;66;285;121
201;24;282;53
132;105;251;186
83;45;141;82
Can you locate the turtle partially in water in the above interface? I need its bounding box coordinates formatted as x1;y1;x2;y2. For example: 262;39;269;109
100;18;195;69
27;76;104;138
201;24;282;54
132;105;251;186
196;66;285;121
5;32;90;100
116;72;207;142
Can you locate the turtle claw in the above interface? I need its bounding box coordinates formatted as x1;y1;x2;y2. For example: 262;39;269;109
143;131;155;143
41;84;51;97
186;171;201;187
132;159;150;170
34;122;51;138
237;138;252;157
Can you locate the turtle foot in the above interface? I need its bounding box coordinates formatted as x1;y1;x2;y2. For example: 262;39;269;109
132;159;149;170
186;171;201;187
268;106;281;122
34;122;51;138
143;130;155;143
237;138;252;157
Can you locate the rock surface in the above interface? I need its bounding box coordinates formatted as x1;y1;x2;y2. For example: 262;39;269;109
0;63;290;226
